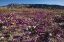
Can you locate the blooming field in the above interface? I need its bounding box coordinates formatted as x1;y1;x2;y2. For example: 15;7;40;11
0;9;64;42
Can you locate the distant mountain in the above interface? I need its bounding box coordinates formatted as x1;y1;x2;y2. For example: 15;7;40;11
1;3;64;9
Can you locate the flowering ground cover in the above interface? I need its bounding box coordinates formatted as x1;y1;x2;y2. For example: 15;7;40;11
0;9;64;42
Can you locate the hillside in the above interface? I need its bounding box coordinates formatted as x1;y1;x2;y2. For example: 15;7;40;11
1;3;64;9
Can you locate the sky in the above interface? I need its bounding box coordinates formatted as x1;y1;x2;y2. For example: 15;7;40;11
0;0;64;6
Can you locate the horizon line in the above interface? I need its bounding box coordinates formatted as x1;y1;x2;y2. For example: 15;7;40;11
0;3;64;6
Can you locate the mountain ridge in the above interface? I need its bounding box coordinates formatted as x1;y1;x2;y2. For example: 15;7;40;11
1;3;64;9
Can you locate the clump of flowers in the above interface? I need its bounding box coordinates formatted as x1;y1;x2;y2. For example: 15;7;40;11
0;10;64;42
